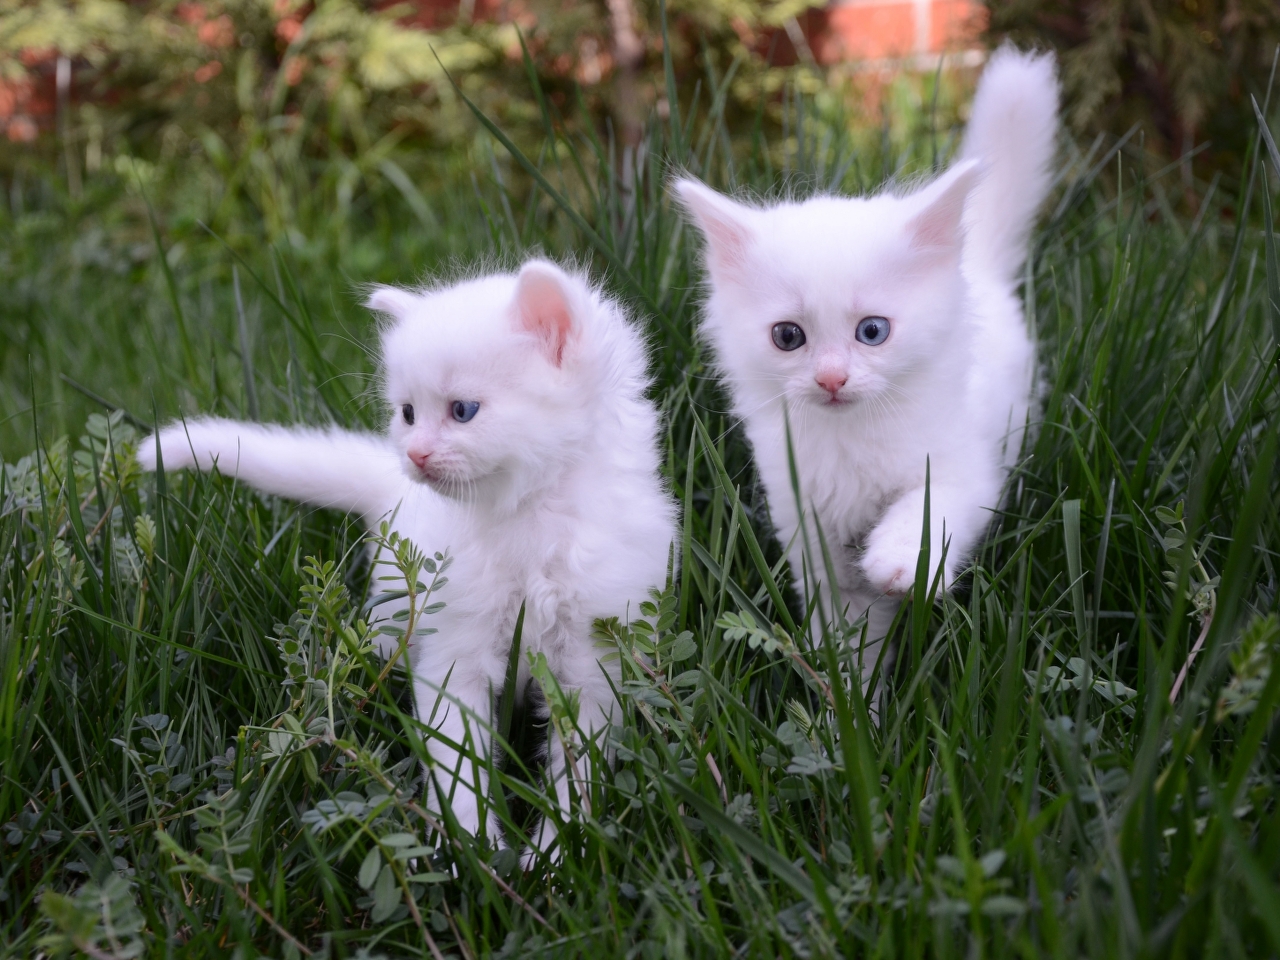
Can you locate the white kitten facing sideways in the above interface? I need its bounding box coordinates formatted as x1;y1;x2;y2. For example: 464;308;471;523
138;260;677;858
675;47;1060;674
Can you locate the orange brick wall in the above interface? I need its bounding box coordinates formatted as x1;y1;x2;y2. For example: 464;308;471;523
827;0;986;63
828;2;917;60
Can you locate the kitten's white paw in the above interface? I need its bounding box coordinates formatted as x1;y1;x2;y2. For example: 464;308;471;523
486;812;505;849
136;426;196;473
136;435;159;471
862;515;958;597
520;816;563;872
519;843;563;874
860;530;921;597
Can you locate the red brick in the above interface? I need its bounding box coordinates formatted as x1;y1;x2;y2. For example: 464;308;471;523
929;0;985;52
829;2;917;60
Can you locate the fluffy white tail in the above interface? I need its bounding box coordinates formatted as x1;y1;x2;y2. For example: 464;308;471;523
960;45;1060;283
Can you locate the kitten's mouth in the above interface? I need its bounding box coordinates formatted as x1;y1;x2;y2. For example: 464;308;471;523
412;463;445;483
410;461;460;490
815;393;854;408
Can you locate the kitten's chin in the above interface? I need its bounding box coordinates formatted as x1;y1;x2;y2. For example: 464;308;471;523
402;461;474;499
415;473;474;500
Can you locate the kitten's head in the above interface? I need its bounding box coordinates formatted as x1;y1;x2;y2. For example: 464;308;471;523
674;161;979;415
368;260;636;504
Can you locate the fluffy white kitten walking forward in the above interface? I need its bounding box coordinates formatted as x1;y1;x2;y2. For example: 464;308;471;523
675;47;1059;674
138;260;677;855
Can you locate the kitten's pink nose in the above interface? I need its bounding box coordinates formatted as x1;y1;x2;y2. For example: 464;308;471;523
815;371;848;395
408;450;432;471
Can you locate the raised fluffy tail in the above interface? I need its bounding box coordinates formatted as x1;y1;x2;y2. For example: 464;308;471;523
960;45;1060;283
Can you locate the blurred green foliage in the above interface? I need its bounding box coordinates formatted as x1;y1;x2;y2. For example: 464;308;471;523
0;0;516;167
984;0;1280;175
0;0;834;179
8;0;1279;197
1;0;987;307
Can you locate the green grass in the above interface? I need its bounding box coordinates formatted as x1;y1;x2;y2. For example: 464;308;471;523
3;64;1280;958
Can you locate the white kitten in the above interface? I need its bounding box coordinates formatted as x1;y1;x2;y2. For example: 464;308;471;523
138;260;677;858
675;47;1060;682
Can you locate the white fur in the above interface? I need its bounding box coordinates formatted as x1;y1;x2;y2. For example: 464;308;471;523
138;260;677;857
674;47;1059;680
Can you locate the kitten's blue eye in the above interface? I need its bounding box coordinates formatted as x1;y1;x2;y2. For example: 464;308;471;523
451;400;480;423
402;404;414;425
771;322;807;351
855;316;890;346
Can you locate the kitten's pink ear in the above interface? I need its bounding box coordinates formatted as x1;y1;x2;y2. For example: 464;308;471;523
365;286;420;321
906;159;982;254
672;178;756;279
514;260;577;367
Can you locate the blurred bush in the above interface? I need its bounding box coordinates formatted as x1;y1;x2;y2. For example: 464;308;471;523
1;0;515;163
5;1;922;253
984;0;1280;175
10;0;1276;198
0;1;833;178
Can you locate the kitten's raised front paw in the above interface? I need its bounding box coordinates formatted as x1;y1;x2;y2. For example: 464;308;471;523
860;531;921;597
136;435;159;471
136;426;196;473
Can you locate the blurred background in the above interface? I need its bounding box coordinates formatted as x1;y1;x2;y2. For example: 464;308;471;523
3;0;1280;454
6;0;1280;186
